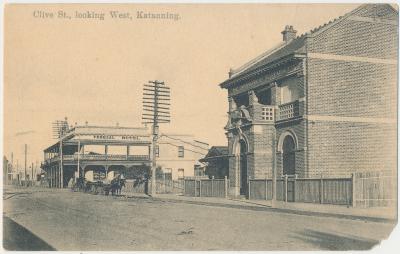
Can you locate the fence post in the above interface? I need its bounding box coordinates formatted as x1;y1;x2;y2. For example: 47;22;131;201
211;176;214;197
294;174;298;202
194;179;197;197
199;179;202;197
284;175;288;202
265;178;268;200
320;174;324;204
248;178;251;200
352;173;356;207
224;176;228;198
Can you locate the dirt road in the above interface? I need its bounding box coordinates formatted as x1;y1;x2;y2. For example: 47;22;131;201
2;186;396;251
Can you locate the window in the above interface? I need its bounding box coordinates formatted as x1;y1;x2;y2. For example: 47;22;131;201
178;168;185;179
155;145;159;157
280;78;301;104
255;88;272;105
178;146;184;158
164;168;172;180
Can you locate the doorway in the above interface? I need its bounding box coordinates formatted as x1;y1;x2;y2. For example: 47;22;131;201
282;135;296;175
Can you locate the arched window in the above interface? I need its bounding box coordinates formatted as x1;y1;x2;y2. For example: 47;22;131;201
282;135;296;175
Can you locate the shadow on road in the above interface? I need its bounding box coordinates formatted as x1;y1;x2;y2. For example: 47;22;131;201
3;216;56;251
291;229;379;250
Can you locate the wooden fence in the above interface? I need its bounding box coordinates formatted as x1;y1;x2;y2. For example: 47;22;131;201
249;172;395;207
184;177;228;198
121;179;184;195
353;171;396;208
249;176;352;205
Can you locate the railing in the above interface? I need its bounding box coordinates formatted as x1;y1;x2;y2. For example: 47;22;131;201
278;100;299;121
48;154;149;163
229;104;275;125
44;157;60;164
260;106;275;122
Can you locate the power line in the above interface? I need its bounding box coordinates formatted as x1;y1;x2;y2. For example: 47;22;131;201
159;134;209;151
159;142;207;156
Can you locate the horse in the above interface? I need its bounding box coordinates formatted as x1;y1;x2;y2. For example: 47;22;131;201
110;177;126;196
72;177;86;192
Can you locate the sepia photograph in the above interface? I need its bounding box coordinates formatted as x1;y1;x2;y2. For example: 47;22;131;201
2;1;399;251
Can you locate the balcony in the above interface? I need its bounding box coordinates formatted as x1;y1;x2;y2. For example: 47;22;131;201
229;104;275;126
277;100;301;121
45;154;150;164
228;100;303;128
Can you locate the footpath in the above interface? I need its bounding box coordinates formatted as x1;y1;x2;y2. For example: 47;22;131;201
123;192;397;223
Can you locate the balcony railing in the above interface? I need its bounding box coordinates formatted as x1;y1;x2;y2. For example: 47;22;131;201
278;100;300;121
228;100;302;127
229;104;275;124
46;154;149;163
260;106;274;122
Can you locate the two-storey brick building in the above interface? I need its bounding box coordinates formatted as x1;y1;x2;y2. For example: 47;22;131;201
220;4;398;196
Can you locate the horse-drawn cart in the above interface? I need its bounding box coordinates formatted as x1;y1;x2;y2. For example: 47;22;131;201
73;172;125;196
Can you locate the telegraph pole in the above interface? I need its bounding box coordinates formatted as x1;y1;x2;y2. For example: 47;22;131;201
31;162;34;186
142;80;171;196
16;160;19;185
24;144;27;186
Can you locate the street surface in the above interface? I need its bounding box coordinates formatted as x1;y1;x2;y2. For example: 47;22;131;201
2;186;396;251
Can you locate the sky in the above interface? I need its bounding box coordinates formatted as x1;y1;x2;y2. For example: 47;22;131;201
3;3;359;170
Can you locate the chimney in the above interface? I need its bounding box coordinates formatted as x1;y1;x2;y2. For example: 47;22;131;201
228;68;234;78
281;25;297;42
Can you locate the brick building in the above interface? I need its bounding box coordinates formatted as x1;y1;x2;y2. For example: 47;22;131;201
219;4;398;196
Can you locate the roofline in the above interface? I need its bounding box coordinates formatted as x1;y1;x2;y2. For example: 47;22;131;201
199;154;229;162
229;41;286;78
194;140;210;146
219;3;395;90
43;141;60;153
219;52;306;89
73;125;148;130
